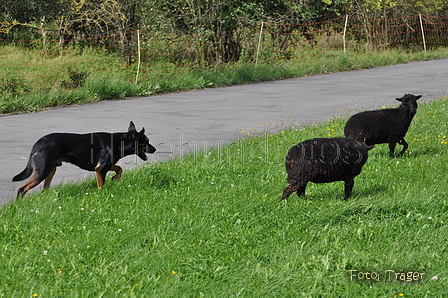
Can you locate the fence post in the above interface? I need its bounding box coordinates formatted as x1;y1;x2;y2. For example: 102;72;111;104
135;30;141;84
343;15;348;54
255;22;264;68
419;14;427;53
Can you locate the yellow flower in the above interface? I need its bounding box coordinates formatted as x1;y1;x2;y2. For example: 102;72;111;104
171;270;177;275
33;295;39;298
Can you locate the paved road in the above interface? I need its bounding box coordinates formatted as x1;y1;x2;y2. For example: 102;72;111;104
1;59;447;206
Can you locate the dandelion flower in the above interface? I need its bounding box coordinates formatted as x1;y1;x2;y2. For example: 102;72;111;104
171;270;177;275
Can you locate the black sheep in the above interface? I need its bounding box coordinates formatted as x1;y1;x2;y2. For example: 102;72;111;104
344;94;422;157
282;138;374;201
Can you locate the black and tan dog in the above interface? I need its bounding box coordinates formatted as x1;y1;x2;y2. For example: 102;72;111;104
13;121;156;197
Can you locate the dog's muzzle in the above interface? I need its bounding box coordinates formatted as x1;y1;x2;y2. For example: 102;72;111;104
138;144;156;160
146;144;156;154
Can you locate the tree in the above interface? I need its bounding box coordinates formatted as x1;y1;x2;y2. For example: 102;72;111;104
136;0;348;63
1;0;135;58
0;0;69;46
345;0;448;18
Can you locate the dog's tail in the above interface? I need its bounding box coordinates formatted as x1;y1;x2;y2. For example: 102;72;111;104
12;160;33;182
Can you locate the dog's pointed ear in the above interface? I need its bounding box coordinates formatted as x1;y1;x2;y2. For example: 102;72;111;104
128;121;136;132
139;127;145;135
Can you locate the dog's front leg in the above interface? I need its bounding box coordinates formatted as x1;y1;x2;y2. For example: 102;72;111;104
110;164;123;181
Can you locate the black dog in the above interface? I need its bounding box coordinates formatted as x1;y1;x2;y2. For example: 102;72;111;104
13;121;156;197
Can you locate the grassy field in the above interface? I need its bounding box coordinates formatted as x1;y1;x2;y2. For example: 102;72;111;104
1;97;447;297
1;46;448;114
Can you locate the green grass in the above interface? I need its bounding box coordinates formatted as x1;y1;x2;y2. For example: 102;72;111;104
2;46;448;114
1;98;447;297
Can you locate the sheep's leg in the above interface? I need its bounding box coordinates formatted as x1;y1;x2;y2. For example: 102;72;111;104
296;184;307;197
397;139;408;157
388;141;397;158
344;178;355;200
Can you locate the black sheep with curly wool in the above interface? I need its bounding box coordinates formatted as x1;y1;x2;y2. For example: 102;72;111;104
344;94;421;157
282;137;374;201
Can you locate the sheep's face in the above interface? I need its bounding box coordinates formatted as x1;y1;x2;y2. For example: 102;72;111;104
396;94;422;118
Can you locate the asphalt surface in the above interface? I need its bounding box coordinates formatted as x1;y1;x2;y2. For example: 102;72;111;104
1;59;448;206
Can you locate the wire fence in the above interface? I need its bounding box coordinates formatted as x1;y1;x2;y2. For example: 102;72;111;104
139;14;448;65
1;14;447;96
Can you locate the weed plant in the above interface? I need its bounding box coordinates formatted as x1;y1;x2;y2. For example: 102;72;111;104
1;98;447;297
1;46;448;114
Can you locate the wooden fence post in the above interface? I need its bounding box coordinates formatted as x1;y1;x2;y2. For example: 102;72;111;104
255;22;264;68
135;30;141;85
343;15;348;54
419;14;427;53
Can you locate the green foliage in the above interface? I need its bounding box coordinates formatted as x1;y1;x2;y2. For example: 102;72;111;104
354;0;448;15
343;0;448;22
1;98;447;296
0;76;30;95
2;0;448;64
0;0;69;23
137;0;349;63
61;67;89;89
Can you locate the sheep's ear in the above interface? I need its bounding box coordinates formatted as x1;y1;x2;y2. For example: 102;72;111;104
415;95;422;100
396;97;403;102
